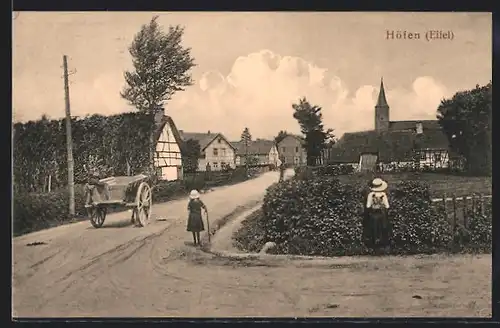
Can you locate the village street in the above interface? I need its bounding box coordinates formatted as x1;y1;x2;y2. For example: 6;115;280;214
12;171;281;317
12;170;490;318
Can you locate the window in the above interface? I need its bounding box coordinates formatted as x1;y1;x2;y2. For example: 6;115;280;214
218;138;222;143
282;147;286;153
434;152;442;162
213;148;218;156
419;151;426;160
416;123;423;134
213;162;218;169
221;148;226;156
295;147;299;153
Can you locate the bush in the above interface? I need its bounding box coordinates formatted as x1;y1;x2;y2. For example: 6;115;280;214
387;181;453;254
153;180;187;203
13;185;87;236
313;164;355;177
234;176;490;256
294;165;355;181
233;209;269;253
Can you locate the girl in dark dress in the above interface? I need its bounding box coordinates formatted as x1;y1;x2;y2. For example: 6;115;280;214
363;178;391;253
187;189;207;246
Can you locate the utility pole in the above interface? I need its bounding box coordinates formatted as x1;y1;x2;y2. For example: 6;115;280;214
63;55;75;216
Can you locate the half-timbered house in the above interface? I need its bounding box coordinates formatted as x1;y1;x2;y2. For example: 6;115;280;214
153;110;184;181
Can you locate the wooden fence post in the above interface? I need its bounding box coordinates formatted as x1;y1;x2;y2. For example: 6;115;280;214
442;193;448;219
463;194;468;229
471;194;476;216
479;194;484;216
452;194;457;238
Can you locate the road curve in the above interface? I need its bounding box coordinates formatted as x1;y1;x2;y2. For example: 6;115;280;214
13;168;489;318
13;171;280;317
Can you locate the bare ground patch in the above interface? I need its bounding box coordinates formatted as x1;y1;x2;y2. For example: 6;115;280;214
182;246;491;317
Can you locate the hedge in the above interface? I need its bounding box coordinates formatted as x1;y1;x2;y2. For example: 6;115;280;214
13;167;250;236
13;112;155;193
233;176;491;256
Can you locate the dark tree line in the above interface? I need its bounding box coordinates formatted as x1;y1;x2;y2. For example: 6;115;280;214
437;81;492;176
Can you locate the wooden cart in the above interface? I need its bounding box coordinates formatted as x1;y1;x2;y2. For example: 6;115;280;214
84;174;153;228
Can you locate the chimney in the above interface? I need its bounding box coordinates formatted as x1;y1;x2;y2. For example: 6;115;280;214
154;107;165;125
208;130;211;134
416;122;423;134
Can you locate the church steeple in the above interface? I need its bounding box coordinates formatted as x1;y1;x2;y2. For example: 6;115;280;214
376;77;389;107
375;77;390;132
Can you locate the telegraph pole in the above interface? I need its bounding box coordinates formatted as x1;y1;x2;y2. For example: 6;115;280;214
63;55;75;216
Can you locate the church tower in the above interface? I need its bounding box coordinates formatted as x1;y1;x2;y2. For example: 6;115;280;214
375;78;390;132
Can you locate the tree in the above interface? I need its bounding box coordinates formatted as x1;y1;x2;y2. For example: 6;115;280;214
292;97;334;166
274;130;288;145
121;16;195;172
121;16;196;113
437;82;492;176
240;127;252;171
182;139;201;173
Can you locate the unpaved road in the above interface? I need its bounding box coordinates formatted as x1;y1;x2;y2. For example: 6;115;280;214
13;169;491;318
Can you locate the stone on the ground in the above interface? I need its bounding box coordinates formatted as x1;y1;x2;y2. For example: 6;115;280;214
260;241;276;254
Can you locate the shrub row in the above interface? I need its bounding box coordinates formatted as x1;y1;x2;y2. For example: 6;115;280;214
14;167;251;236
233;177;491;256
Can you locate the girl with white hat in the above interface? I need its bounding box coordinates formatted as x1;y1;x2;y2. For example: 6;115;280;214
186;189;208;246
363;178;391;252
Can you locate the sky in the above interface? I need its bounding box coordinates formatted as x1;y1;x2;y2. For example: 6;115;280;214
13;12;491;140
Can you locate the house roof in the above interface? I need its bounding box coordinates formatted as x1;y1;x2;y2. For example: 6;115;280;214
178;131;236;153
277;134;305;145
231;139;276;156
328;127;451;163
153;115;184;146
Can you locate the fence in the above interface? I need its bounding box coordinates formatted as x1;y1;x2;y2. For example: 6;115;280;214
431;193;492;238
183;166;250;190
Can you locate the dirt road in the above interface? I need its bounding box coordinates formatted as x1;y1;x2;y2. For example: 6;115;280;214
13;172;280;317
12;169;490;317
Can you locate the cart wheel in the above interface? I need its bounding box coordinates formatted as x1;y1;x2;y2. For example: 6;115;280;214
89;206;107;228
134;182;152;227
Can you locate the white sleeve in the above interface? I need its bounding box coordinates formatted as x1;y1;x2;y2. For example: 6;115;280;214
383;193;390;208
366;192;373;208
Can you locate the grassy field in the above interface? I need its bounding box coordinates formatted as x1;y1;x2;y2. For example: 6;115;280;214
337;172;492;197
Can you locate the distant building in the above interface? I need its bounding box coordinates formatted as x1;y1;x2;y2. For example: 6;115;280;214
231;139;280;167
277;134;307;166
153;109;184;181
326;78;454;172
179;130;237;171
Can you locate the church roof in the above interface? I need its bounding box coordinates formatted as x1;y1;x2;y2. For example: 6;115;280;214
389;120;440;132
327;128;451;163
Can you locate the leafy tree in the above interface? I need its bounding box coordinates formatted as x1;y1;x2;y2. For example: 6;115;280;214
437;82;492;176
121;16;196;113
274;130;288;145
240;127;252;170
292;97;334;166
182;138;201;173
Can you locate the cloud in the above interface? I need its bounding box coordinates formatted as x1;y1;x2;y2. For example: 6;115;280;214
13;49;450;141
168;49;450;140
